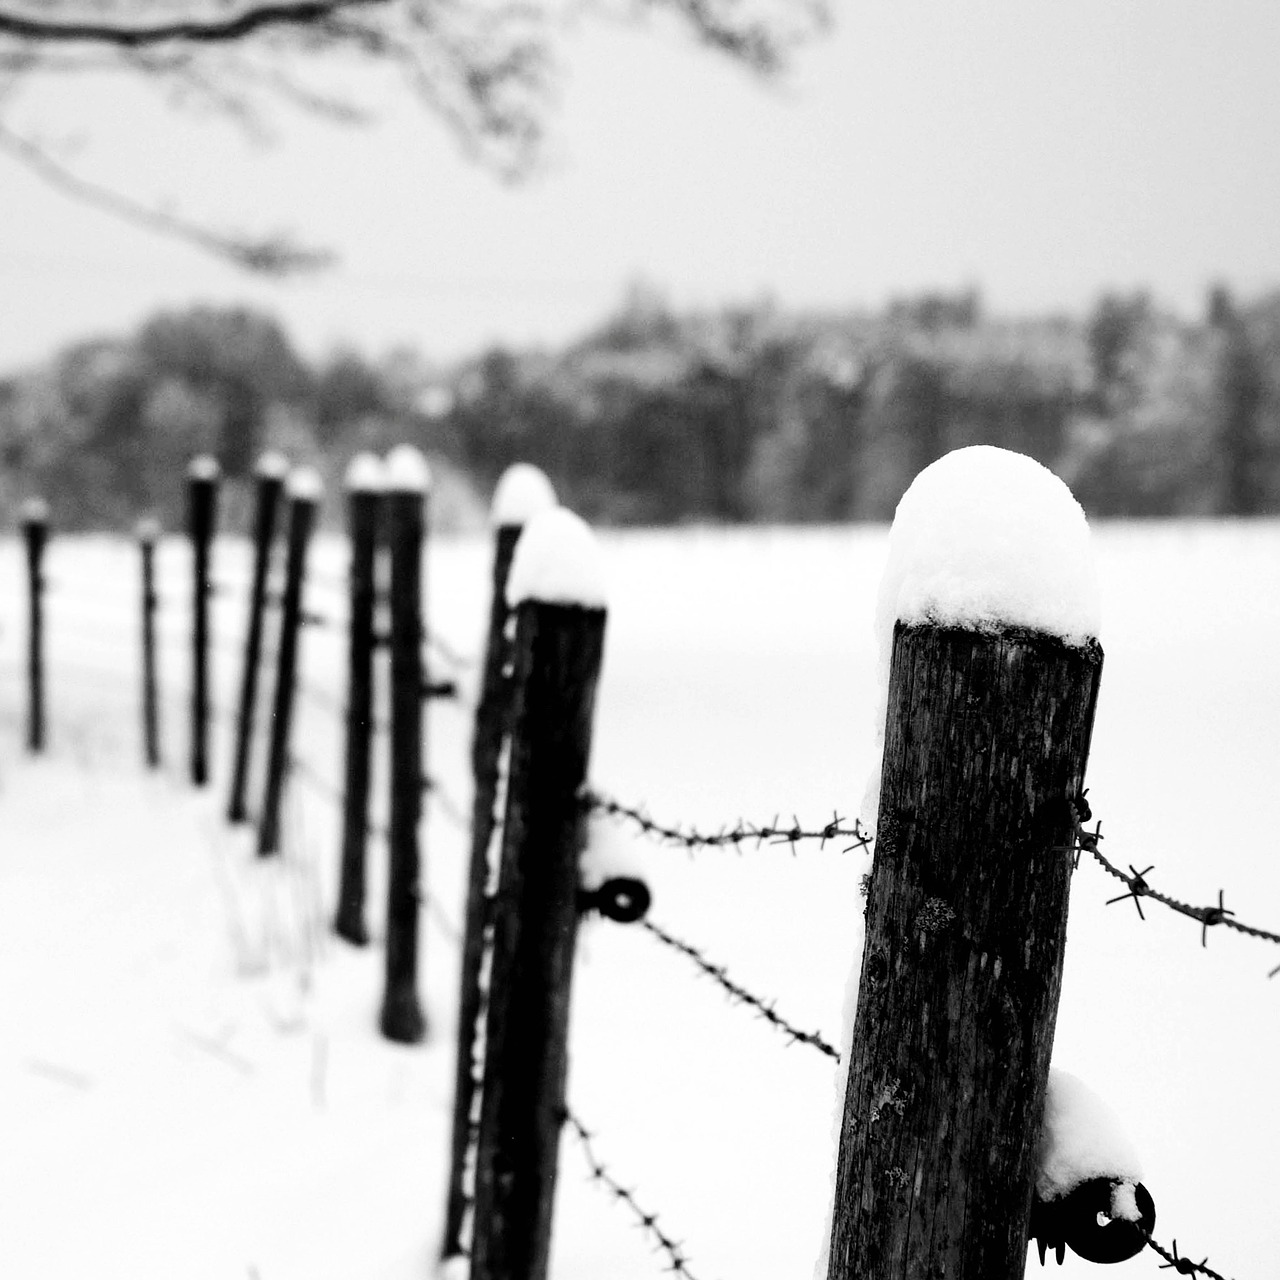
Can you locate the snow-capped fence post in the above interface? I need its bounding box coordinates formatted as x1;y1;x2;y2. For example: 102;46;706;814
137;519;162;768
256;469;321;857
827;448;1104;1280
470;507;607;1280
227;451;288;823
443;463;558;1261
186;456;221;786
333;454;385;946
379;445;430;1043
20;497;49;754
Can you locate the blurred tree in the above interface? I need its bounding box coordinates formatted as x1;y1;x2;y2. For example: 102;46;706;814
0;0;825;270
1086;291;1151;410
1206;284;1267;515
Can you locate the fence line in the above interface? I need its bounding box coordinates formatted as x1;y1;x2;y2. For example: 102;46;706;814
639;918;841;1063
584;790;873;855
1068;797;1280;967
561;1107;707;1280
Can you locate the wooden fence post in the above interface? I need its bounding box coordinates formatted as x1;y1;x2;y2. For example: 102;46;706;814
471;507;607;1280
379;444;431;1043
228;450;288;822
257;468;322;858
137;518;162;768
443;462;558;1260
186;455;221;786
827;449;1103;1280
334;452;386;946
20;497;49;754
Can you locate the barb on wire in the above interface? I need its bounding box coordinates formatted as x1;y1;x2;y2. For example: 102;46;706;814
640;919;840;1062
1066;795;1280;964
1145;1231;1235;1280
562;1107;707;1280
584;790;872;857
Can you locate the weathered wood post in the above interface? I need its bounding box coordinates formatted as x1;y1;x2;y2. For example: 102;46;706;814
20;497;49;754
257;468;322;858
827;446;1103;1280
379;444;431;1043
137;518;162;768
333;452;386;946
228;450;288;822
471;506;607;1280
443;462;558;1261
186;455;221;786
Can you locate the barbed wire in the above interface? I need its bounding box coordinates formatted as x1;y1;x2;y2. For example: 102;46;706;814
639;919;840;1062
1145;1231;1234;1279
1067;796;1280;969
583;790;873;857
562;1106;709;1280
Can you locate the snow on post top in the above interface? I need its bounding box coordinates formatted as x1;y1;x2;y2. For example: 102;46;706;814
20;496;49;524
255;450;289;479
135;517;161;544
384;444;432;493
506;507;606;610
491;462;557;528
286;466;323;502
876;445;1099;646
1036;1070;1143;1205
344;451;386;492
186;454;221;482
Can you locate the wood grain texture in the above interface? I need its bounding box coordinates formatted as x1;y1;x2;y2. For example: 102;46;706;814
471;600;607;1280
828;622;1103;1280
443;522;522;1259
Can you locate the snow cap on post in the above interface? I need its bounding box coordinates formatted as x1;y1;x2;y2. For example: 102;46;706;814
344;451;386;492
876;445;1099;646
255;449;289;479
286;465;323;502
187;454;221;482
506;507;606;610
135;516;161;544
384;444;432;493
1036;1070;1143;1203
491;462;557;528
20;496;50;524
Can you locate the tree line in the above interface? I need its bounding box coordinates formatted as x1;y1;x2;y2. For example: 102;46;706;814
2;284;1278;532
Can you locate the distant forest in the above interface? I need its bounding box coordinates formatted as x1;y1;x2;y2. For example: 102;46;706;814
3;283;1279;532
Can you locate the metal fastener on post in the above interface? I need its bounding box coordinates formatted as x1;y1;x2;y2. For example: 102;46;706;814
334;452;386;946
443;462;557;1262
186;455;221;786
228;450;288;822
257;467;322;857
379;444;431;1044
470;506;607;1280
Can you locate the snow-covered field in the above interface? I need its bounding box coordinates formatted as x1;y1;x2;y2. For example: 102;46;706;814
0;519;1277;1280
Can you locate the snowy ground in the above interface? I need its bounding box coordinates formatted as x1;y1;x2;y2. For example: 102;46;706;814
0;520;1277;1279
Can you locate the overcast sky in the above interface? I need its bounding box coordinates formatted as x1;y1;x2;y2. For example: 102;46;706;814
2;0;1279;373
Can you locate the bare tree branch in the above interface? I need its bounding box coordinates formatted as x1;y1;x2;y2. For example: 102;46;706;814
0;117;333;274
0;0;389;47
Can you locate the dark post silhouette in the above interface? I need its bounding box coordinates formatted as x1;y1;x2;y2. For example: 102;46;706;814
137;518;162;768
186;455;221;786
228;451;288;822
20;497;49;754
444;462;557;1261
471;507;607;1280
379;445;431;1044
257;469;322;857
334;453;386;945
